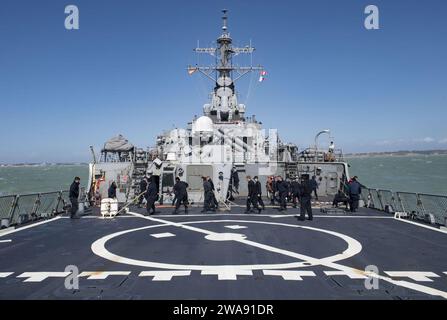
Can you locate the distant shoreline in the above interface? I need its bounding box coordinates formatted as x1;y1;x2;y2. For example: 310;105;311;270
0;163;88;168
1;149;447;166
345;149;447;158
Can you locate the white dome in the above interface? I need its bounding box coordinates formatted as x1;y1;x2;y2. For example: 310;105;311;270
193;116;213;133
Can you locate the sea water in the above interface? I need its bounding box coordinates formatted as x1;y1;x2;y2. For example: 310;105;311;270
0;155;446;196
347;154;447;195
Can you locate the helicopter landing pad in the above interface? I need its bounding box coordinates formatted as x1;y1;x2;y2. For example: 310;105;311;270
0;206;447;300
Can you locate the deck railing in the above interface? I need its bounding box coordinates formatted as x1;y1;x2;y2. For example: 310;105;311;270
0;188;88;227
361;188;447;225
2;186;446;227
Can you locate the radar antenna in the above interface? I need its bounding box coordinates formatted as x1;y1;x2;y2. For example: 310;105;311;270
187;10;265;123
188;9;264;82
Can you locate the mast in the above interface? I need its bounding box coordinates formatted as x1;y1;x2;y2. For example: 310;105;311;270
188;10;264;123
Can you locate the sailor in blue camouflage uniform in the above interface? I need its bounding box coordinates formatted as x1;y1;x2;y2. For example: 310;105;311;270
348;176;362;212
69;177;81;219
172;177;189;214
298;175;313;221
145;179;158;215
201;176;215;213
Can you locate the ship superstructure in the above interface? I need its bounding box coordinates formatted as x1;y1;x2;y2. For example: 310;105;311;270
88;10;349;206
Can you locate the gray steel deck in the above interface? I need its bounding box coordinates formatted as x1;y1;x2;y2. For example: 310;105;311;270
0;204;446;300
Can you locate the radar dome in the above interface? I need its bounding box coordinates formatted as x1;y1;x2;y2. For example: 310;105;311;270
193;116;213;133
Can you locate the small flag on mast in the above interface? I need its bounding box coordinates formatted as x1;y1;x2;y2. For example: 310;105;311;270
259;70;267;82
188;66;198;75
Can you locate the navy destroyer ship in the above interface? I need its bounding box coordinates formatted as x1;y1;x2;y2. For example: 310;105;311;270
0;10;446;300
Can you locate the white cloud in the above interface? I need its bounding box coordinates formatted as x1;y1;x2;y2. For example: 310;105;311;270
374;139;405;146
413;137;435;143
373;137;439;147
374;140;392;146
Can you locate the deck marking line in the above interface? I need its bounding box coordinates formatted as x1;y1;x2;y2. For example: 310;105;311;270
0;227;15;236
263;270;316;280
93;214;361;270
384;271;440;282
98;212;447;299
60;216;137;219
393;217;447;234
0;239;12;243
150;232;175;238
270;215;393;219
205;233;247;241
78;271;131;280
139;270;191;281
201;269;253;280
0;216;62;238
0;272;13;278
17;272;71;282
146;213;390;219
225;225;247;230
324;270;367;279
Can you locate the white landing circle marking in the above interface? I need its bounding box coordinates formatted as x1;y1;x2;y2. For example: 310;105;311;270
205;233;247;241
91;219;362;271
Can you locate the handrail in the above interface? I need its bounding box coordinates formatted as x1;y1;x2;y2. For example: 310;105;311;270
298;147;344;163
362;187;447;225
0;187;89;228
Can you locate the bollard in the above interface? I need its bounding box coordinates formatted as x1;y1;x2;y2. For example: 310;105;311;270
1;218;9;229
77;202;84;216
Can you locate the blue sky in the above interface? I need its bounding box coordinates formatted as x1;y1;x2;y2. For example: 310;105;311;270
0;0;446;163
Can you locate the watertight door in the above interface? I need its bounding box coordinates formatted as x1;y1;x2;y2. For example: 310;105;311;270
326;172;339;195
187;165;213;191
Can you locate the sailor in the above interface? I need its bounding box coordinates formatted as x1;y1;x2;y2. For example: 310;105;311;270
173;177;189;214
145;178;158;215
298;175;313;221
231;167;240;194
94;188;101;207
138;177;148;207
108;181;117;199
326;142;336;162
245;176;261;214
276;176;288;211
271;175;279;205
201;176;215;213
254;176;265;210
285;178;292;204
266;176;274;204
332;187;349;209
207;176;219;209
328;141;335;153
348;176;362;212
290;177;301;208
310;176;319;201
69;177;81;219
